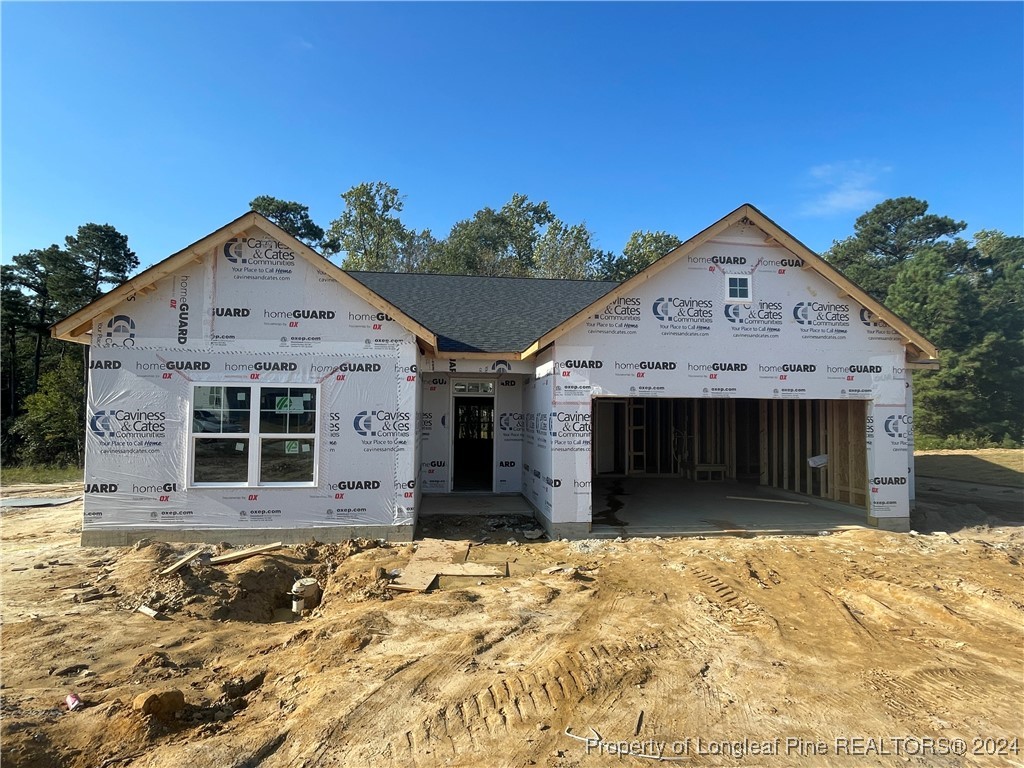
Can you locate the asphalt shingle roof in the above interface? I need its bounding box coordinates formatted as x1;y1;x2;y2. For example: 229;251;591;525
347;272;620;353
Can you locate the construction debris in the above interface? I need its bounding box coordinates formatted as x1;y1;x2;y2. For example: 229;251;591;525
387;538;507;592
158;548;206;576
208;542;283;566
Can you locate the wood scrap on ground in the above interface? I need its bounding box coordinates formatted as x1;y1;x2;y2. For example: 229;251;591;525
208;542;283;566
158;548;205;576
388;539;506;592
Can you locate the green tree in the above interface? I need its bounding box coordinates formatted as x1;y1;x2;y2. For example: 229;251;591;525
3;222;134;466
594;230;681;281
4;246;89;392
328;182;412;271
249;195;329;252
532;220;604;280
11;355;86;466
398;229;441;274
831;197;1022;445
65;223;138;302
825;197;966;301
433;194;554;276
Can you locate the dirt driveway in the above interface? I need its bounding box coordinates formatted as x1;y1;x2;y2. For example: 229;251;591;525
1;485;1022;767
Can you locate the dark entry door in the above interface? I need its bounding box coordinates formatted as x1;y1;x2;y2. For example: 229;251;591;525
453;397;494;491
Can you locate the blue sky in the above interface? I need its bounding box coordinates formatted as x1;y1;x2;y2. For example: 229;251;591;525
3;2;1022;270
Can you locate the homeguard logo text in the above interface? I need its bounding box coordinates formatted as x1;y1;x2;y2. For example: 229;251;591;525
690;255;747;266
792;302;851;326
761;257;804;269
222;237;296;265
724;301;783;325
89;409;166;438
310;361;385;376
85;483;118;493
339;362;383;373
348;311;393;323
614;361;677;371
352;410;411;437
131;482;179;494
213;307;251;318
171;275;190;345
562;359;603;369
871;476;908;486
687;362;748;372
653;297;713;321
102;315;136;347
264;309;336;320
223;361;298;372
89;360;121;370
826;364;883;375
758;363;817;374
164;360;212;371
332;480;382;490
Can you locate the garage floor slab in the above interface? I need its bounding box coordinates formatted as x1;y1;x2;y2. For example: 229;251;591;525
589;477;867;538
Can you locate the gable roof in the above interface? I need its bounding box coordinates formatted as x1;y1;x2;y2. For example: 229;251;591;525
52;205;938;364
523;203;940;363
348;272;618;354
51;212;440;353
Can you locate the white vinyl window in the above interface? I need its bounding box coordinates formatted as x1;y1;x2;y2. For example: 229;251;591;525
190;385;317;486
726;275;751;302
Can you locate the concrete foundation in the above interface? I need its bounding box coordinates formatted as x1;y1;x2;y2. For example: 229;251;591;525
868;515;912;532
80;524;415;548
418;494;535;516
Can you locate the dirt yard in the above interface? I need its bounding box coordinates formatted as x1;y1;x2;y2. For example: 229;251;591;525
2;477;1022;767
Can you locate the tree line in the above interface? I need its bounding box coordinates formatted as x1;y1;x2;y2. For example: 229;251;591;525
250;184;679;281
1;186;1020;468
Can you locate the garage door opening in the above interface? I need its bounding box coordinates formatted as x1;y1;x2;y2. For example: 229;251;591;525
591;398;869;526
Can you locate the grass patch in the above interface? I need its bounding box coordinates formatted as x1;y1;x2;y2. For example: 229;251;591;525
0;465;83;486
914;449;1024;488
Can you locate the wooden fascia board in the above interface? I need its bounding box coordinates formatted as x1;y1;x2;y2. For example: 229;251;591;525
524;206;750;354
741;207;940;362
250;216;440;352
52;212;440;353
433;351;525;361
523;203;940;364
51;213;258;343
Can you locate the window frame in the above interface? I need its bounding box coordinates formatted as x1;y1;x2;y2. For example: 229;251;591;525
188;383;319;488
725;274;752;303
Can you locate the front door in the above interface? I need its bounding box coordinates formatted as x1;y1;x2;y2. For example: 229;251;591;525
453;397;494;491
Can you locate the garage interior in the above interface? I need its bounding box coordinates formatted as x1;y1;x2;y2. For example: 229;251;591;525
590;397;870;535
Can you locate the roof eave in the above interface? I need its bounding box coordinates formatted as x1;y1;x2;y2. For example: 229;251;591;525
51;213;440;353
522;203;940;364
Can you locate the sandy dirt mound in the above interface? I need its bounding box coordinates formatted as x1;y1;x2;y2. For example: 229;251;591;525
2;484;1022;768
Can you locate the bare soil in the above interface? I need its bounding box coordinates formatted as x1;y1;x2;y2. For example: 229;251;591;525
1;483;1022;768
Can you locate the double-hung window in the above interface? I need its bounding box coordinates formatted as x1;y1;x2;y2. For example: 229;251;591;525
191;385;317;486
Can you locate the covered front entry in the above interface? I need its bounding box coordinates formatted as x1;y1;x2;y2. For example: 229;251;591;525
452;396;494;491
591;397;869;511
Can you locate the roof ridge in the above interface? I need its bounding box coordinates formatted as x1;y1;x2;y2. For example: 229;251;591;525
344;270;620;285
